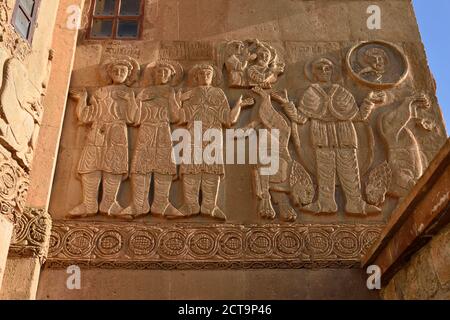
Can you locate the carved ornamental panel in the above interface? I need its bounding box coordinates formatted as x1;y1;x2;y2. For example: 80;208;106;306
0;0;52;228
48;38;447;269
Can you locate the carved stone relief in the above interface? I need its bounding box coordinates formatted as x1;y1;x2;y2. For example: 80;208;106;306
51;38;447;269
0;4;51;232
245;86;314;222
0;57;44;169
272;57;386;215
346;41;409;89
224;40;285;89
9;207;52;264
0;0;46;173
68;57;140;218
0;147;29;222
120;60;184;219
176;63;252;221
46;220;383;269
378;93;432;199
160;41;216;61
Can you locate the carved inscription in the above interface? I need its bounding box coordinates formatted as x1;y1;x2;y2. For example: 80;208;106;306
160;41;215;61
104;41;141;60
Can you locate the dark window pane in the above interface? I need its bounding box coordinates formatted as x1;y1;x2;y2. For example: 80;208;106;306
120;0;141;16
13;8;31;39
94;0;116;16
117;20;139;38
19;0;35;17
91;19;113;38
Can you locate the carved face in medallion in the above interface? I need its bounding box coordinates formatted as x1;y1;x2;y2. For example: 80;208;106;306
312;59;333;83
346;41;409;89
363;47;388;74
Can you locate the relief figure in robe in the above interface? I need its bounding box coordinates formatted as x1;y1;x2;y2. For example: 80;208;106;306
247;42;285;89
272;58;386;215
173;64;252;221
225;41;256;88
119;61;184;219
68;58;139;218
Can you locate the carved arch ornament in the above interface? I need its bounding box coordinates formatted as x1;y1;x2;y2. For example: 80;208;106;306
49;39;446;269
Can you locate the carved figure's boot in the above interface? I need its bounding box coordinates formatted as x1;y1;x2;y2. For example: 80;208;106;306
68;172;101;218
258;193;277;220
337;149;381;215
120;174;151;219
303;149;338;214
179;174;201;217
100;173;124;216
272;192;297;222
201;174;226;221
152;173;184;219
255;174;276;220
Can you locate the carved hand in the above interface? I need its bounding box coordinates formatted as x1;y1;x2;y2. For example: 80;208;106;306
235;95;255;109
272;63;285;74
411;93;431;109
117;90;135;101
248;53;258;61
252;86;270;98
172;89;183;107
69;88;87;101
271;89;290;104
367;90;387;105
179;89;193;102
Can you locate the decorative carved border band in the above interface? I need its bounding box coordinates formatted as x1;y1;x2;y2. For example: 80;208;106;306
46;221;383;270
9;207;52;264
0;147;30;223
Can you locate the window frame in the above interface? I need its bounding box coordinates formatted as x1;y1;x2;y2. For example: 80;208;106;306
87;0;145;40
11;0;41;43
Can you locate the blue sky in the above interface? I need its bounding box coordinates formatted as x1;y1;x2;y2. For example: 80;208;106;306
412;0;450;131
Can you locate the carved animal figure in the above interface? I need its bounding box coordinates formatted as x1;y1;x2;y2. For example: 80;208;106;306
0;57;43;169
365;161;392;207
246;86;314;222
378;93;430;198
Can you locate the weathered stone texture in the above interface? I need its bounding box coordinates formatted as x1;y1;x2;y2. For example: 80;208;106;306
381;223;450;300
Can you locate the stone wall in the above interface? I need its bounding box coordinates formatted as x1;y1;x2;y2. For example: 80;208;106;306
38;0;449;299
0;0;59;295
0;0;83;299
381;222;450;300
